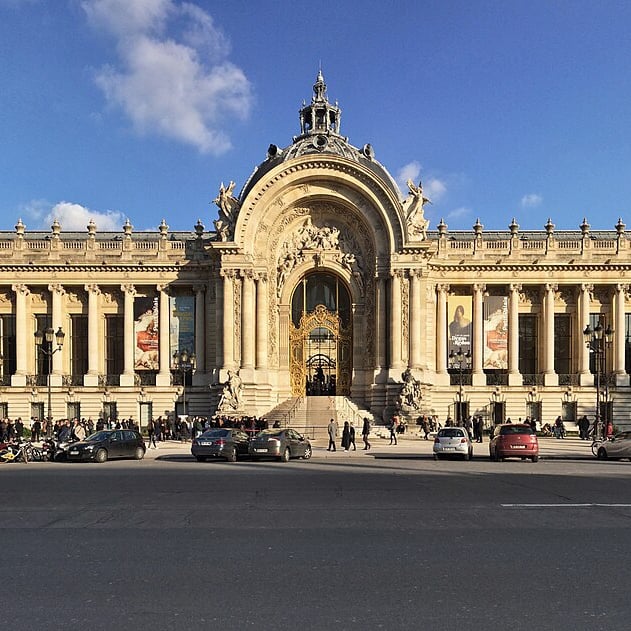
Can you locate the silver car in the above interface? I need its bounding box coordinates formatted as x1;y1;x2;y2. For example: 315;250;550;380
249;428;312;462
433;427;473;460
594;431;631;460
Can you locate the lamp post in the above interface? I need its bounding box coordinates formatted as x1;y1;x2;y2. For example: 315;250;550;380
172;349;196;418
449;346;471;424
34;327;65;436
583;319;613;441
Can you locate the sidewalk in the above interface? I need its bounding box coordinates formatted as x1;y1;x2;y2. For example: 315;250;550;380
144;436;595;461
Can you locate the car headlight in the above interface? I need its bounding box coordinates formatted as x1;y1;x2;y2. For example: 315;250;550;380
85;445;95;451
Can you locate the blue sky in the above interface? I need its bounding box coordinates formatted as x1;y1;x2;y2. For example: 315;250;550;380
2;0;631;234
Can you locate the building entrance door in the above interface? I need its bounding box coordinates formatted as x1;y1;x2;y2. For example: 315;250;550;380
289;272;352;397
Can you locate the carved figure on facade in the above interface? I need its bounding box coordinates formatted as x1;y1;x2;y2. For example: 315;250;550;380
217;369;243;411
403;179;431;241
396;368;422;411
213;181;241;241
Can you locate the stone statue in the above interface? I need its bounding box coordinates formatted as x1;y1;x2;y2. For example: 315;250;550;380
403;179;431;241
213;181;240;241
217;369;243;411
396;368;422;411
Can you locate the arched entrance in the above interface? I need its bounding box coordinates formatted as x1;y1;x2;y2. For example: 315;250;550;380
289;273;352;396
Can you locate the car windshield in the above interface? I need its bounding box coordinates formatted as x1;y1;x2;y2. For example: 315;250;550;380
438;429;465;438
85;431;111;442
499;425;533;435
255;429;283;438
200;429;230;438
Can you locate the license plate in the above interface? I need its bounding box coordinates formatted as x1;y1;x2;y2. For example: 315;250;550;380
69;451;79;455
199;442;212;446
511;445;526;449
443;447;455;451
254;448;268;453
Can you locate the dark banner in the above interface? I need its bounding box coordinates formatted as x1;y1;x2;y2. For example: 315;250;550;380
483;295;508;369
169;295;195;357
134;295;159;371
448;295;472;356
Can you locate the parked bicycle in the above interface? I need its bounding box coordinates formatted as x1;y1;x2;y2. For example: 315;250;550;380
0;439;41;463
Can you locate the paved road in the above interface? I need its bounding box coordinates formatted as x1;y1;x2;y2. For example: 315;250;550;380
1;448;630;630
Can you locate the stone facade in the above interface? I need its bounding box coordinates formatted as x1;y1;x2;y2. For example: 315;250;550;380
0;72;629;430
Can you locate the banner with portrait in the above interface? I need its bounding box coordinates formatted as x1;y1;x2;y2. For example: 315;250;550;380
169;295;195;357
448;295;472;356
483;295;508;369
134;295;159;371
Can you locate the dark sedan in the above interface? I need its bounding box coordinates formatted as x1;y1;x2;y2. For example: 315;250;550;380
191;428;250;462
248;428;312;462
67;430;146;463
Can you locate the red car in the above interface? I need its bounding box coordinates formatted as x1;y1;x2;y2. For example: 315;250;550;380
489;423;539;462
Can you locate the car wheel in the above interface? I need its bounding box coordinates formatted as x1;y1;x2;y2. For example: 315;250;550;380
195;456;207;462
531;455;539;463
597;447;608;460
280;448;290;463
227;447;237;463
463;451;470;461
134;447;145;460
95;449;108;463
302;445;312;460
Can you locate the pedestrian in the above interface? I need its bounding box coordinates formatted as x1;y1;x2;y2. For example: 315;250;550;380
341;421;351;451
31;418;41;443
389;416;399;445
362;417;372;450
327;418;338;451
349;422;356;451
147;418;157;449
554;416;565;439
577;415;590;440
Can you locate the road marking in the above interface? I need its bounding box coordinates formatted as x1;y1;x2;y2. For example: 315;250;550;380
502;503;631;508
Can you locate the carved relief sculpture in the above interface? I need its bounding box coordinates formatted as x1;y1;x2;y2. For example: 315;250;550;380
396;368;422;411
213;181;241;241
403;179;431;241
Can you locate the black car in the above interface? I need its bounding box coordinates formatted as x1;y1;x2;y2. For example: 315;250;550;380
66;430;146;463
191;428;251;462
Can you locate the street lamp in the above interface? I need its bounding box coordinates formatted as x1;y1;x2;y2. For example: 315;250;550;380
449;346;471;424
172;349;196;418
583;320;613;441
34;326;65;436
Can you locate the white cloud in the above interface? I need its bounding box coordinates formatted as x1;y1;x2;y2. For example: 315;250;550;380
44;202;125;232
425;177;447;201
396;161;421;190
446;206;471;221
521;193;542;208
83;0;252;154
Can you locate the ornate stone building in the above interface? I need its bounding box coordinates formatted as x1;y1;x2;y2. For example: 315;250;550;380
1;72;630;431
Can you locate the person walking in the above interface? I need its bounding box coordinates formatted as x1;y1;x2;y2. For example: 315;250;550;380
349;422;356;451
362;417;371;450
389;415;399;445
341;421;351;451
327;418;338;451
31;418;41;443
147;418;157;449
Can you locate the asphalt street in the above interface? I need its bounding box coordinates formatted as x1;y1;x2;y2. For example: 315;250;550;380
1;442;630;631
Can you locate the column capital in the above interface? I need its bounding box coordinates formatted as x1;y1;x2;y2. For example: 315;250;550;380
256;271;269;283
509;283;522;293
121;284;136;296
391;269;405;280
192;283;207;294
436;283;450;294
48;283;66;296
473;283;486;293
240;269;256;281
544;282;558;293
84;283;101;295
615;282;629;293
12;283;30;296
156;283;171;294
220;269;237;280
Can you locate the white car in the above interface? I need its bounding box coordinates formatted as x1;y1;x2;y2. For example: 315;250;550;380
433;427;473;461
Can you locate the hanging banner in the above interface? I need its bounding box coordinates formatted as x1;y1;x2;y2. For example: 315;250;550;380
484;295;508;369
448;295;472;356
169;295;195;357
134;295;159;370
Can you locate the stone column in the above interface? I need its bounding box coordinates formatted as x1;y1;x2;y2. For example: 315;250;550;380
614;284;629;385
48;284;65;383
11;284;30;386
543;283;558;386
120;284;136;386
221;270;235;371
472;283;486;386
215;275;224;373
389;270;403;370
255;273;269;370
241;270;255;371
84;284;101;386
508;283;522;386
436;284;449;378
409;270;422;369
579;284;593;385
376;276;387;372
194;284;206;374
156;285;171;387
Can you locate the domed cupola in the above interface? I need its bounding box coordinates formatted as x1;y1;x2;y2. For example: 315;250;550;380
297;69;342;140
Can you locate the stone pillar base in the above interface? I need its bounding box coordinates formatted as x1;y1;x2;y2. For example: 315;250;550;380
433;372;451;387
155;373;171;387
615;372;630;387
120;373;135;387
543;373;559;387
49;374;63;387
472;373;486;387
11;374;26;387
83;374;100;387
579;373;594;387
508;373;523;387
